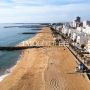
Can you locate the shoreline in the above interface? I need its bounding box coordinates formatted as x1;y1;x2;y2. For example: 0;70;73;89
0;31;38;82
0;51;22;82
0;27;90;90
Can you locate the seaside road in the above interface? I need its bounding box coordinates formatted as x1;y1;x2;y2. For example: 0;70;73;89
0;27;90;90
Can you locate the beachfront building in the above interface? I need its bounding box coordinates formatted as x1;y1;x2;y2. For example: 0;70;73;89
70;17;84;31
51;16;90;53
62;23;90;50
69;28;84;46
83;21;90;28
69;27;90;53
67;29;71;37
61;25;68;34
75;33;87;48
83;26;90;34
64;17;90;51
86;39;90;52
71;20;77;28
70;16;81;28
56;25;63;32
51;23;63;31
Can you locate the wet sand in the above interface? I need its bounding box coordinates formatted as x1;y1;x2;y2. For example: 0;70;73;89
0;27;90;90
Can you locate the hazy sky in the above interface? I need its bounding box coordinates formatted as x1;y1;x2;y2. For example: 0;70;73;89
0;0;90;23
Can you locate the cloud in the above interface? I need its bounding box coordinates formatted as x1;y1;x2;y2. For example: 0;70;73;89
0;0;90;23
12;0;47;6
1;0;89;7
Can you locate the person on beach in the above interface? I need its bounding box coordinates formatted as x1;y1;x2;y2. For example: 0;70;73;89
79;63;84;72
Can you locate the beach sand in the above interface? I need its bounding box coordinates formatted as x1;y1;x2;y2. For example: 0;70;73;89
0;27;90;90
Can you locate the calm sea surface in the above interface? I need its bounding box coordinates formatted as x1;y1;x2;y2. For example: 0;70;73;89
0;23;42;76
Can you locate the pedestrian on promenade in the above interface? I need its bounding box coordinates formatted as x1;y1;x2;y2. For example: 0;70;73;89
79;63;84;72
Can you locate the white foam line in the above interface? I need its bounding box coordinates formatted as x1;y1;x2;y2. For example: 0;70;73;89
0;55;21;82
0;74;10;82
0;32;35;82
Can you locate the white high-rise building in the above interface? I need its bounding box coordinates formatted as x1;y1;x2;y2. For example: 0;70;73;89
72;21;76;27
83;21;87;27
83;21;90;28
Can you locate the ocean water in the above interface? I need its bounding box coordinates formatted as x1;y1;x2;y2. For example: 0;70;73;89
0;23;42;79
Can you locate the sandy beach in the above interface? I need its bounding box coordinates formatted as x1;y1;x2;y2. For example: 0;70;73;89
0;27;90;90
